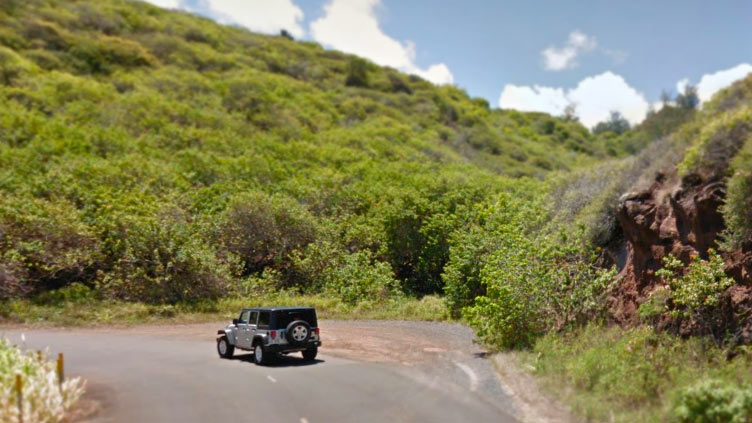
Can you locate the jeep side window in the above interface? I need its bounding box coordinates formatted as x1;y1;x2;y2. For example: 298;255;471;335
258;311;270;329
239;310;250;324
248;311;259;326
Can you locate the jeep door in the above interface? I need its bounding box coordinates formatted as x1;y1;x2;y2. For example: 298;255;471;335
235;309;254;349
246;310;259;347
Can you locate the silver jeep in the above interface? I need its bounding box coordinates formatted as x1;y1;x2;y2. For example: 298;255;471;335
217;306;321;365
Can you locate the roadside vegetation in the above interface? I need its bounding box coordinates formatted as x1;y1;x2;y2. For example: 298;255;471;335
0;339;85;423
1;286;448;326
523;325;752;423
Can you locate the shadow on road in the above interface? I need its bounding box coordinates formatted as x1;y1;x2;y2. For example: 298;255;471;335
231;353;325;367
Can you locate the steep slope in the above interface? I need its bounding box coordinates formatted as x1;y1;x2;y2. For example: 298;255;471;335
0;0;609;303
606;75;752;340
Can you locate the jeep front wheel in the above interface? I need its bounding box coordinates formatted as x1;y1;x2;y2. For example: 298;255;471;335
217;336;234;359
302;346;317;361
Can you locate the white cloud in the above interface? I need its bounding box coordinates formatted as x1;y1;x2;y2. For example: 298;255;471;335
676;77;690;96
497;85;569;116
602;48;628;65
694;63;752;103
541;30;597;71
412;63;454;86
568;72;649;126
676;64;752;104
310;0;453;85
204;0;305;38
143;0;180;9
499;71;650;128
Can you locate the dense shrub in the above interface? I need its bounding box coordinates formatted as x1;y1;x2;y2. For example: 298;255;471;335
69;35;156;73
528;325;752;423
674;380;752;423
679;107;751;177
0;46;34;85
101;214;233;304
442;225;491;315
721;137;752;249
322;251;399;304
217;193;317;281
657;252;733;315
465;228;616;349
0;195;99;299
447;192;617;349
345;57;369;87
657;251;734;341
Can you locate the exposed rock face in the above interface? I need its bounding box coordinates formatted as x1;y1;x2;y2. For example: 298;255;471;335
609;169;752;341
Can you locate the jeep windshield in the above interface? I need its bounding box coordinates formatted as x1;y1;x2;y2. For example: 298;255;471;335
273;309;318;329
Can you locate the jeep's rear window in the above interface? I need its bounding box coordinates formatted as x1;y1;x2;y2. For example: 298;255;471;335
257;311;270;329
273;309;317;329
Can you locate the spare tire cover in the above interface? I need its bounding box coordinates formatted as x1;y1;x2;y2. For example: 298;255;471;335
285;320;311;345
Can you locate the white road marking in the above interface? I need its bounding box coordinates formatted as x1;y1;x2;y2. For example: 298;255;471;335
454;361;479;392
267;375;277;383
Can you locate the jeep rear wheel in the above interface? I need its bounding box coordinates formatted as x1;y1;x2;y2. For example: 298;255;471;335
217;336;234;359
253;343;268;365
302;346;318;361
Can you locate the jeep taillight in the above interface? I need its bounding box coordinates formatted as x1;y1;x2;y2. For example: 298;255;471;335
314;328;320;335
270;330;277;339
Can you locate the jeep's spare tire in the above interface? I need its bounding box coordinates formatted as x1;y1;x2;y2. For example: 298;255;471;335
286;320;311;345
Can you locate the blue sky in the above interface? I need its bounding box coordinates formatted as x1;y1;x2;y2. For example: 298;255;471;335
146;0;752;127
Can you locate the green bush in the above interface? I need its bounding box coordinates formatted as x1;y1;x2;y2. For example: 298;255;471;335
35;282;95;305
345;57;369;87
217;192;317;280
323;250;399;304
655;251;734;342
721;137;752;250
678;107;751;176
657;251;734;318
674;379;752;423
456;193;617;349
0;194;98;299
69;35;155;73
101;214;233;304
638;286;670;324
526;325;752;423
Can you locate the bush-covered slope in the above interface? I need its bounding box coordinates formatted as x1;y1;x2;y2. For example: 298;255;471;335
0;0;612;304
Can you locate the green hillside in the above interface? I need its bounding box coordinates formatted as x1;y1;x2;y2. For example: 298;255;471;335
0;0;611;305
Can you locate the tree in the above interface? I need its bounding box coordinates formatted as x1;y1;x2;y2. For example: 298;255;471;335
660;90;673;106
592;111;631;135
646;103;656;118
563;102;579;122
676;84;700;110
279;29;293;40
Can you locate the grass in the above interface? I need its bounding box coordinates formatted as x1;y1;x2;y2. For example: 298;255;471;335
0;293;449;327
518;324;752;423
0;339;85;423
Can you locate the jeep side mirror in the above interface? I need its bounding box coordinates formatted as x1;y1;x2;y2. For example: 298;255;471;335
232;319;239;325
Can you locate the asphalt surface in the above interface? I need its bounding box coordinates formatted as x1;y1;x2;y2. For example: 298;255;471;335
1;323;520;423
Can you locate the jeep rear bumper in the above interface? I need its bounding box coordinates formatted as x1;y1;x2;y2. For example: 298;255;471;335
265;341;321;354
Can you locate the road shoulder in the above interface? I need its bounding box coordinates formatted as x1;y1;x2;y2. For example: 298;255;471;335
491;353;574;423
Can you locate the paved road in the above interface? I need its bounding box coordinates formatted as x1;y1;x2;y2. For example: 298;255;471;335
2;324;519;423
